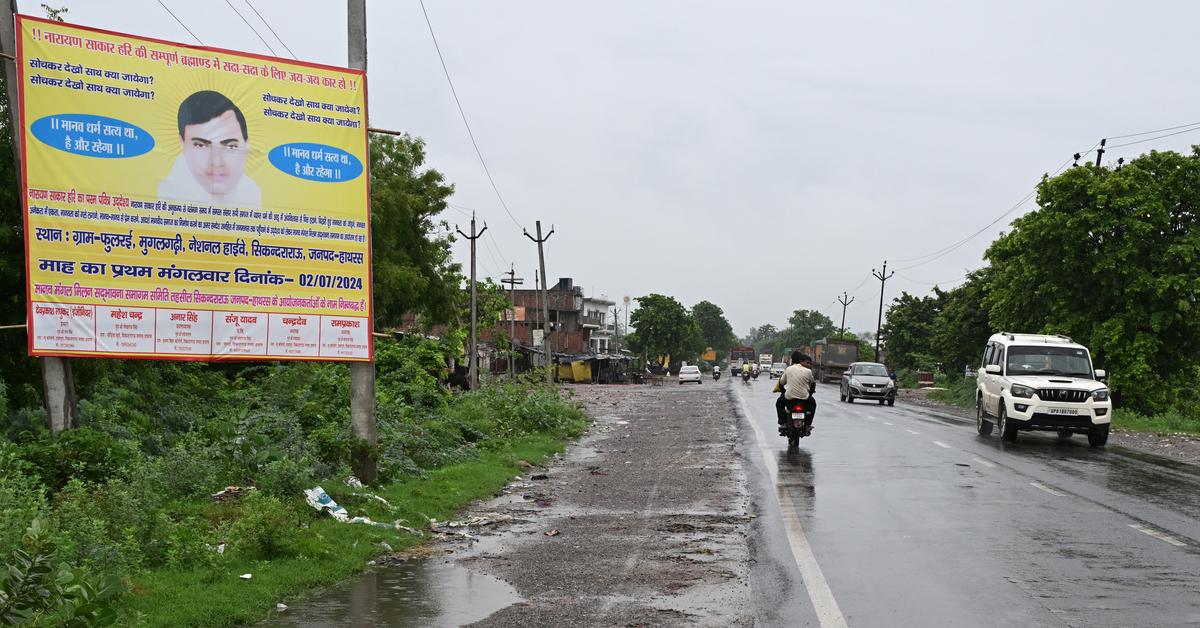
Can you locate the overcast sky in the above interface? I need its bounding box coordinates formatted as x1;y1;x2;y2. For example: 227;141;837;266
62;1;1200;337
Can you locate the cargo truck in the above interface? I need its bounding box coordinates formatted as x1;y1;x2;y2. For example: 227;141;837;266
812;338;859;383
729;345;756;371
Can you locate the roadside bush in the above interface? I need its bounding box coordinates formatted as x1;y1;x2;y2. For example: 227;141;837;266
0;519;124;627
18;428;137;492
225;492;302;560
0;445;46;557
929;374;976;409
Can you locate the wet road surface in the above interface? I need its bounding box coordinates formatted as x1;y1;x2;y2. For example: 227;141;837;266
264;380;1200;626
736;379;1200;627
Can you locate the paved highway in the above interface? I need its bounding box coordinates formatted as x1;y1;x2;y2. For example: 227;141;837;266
736;379;1200;627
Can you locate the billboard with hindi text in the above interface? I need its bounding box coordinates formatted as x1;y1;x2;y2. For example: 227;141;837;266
18;15;371;361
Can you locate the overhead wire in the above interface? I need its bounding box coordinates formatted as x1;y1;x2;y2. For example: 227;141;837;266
243;0;299;59
1107;124;1200;149
418;0;524;230
223;0;278;56
155;0;204;44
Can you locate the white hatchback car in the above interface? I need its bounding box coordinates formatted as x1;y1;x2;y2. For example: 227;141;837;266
976;333;1112;446
678;365;702;385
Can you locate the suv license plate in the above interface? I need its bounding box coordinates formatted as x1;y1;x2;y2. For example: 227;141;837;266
1048;408;1078;416
791;412;805;419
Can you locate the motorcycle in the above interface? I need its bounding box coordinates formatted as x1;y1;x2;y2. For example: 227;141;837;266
741;370;751;384
713;370;721;381
782;397;814;449
751;368;760;380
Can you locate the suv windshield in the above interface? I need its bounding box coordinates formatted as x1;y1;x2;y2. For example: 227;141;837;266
855;364;889;377
1005;345;1093;378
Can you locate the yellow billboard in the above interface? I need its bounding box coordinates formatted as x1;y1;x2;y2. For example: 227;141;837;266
18;16;370;361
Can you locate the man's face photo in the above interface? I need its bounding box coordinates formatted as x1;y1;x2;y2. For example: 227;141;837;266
180;108;249;196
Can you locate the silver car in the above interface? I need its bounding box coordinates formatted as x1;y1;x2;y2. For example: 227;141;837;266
840;362;896;405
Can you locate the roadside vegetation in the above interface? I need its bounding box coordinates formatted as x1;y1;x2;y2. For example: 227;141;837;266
0;336;588;625
880;149;1200;435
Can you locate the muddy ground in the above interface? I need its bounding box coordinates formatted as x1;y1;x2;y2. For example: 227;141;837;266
899;387;1200;465
405;383;754;627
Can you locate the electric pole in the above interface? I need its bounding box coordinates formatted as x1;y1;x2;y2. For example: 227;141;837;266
872;261;894;360
837;291;854;339
456;214;487;389
524;221;555;384
1094;138;1106;167
501;264;523;379
347;0;377;483
1;0;78;433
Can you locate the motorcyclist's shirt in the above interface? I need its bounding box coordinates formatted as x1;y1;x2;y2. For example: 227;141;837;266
742;363;751;373
780;364;814;400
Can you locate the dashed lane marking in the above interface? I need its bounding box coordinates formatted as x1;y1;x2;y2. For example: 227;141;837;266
883;422;894;426
971;457;996;468
737;389;849;628
1030;482;1067;497
906;429;919;435
1129;523;1188;547
932;441;952;449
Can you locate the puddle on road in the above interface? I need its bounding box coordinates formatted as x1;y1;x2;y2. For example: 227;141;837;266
262;559;520;627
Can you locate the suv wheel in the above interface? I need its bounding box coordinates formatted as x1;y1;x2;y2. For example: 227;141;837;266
976;397;993;436
1088;425;1109;448
839;388;846;402
998;405;1018;443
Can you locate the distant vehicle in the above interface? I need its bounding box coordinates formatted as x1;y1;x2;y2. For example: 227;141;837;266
840;362;896;406
758;353;773;372
678;365;702;385
730;345;755;373
770;362;785;378
976;332;1111;447
813;338;859;383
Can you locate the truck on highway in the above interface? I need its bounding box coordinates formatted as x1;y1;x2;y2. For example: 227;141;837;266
812;338;859;383
758;353;773;372
729;345;755;372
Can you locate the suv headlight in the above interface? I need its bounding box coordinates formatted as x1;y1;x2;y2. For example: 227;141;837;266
1010;383;1035;399
1091;388;1109;402
885;380;895;388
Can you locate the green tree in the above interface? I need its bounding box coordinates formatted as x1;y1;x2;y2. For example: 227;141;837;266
986;150;1200;413
931;268;992;374
628;294;704;364
880;291;946;370
691;300;736;359
784;309;834;348
369;134;464;328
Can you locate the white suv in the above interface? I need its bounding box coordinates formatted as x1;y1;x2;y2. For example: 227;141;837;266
975;333;1112;447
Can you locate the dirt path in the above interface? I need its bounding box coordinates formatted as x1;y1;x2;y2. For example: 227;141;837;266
427;383;753;627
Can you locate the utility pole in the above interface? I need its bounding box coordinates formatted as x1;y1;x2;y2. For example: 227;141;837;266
837;291;854;339
524;221;555;384
872;261;894;360
347;0;377;483
1;0;77;433
1094;138;1106;167
456;214;487;389
501;264;523;379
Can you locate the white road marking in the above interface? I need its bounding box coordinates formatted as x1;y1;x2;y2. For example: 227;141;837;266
883;421;894;426
737;390;848;628
932;440;952;449
1030;482;1067;497
1128;523;1188;547
971;457;996;468
905;429;919;435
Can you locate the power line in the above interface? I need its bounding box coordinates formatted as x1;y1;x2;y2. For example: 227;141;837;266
244;0;299;59
1106;120;1200;141
1107;124;1200;149
156;0;203;44
418;0;524;230
223;0;278;56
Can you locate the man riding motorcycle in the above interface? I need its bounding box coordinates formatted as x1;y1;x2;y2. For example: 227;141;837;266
774;351;816;436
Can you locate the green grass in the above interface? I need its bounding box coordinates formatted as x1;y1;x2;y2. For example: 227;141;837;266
117;429;581;626
1110;408;1200;436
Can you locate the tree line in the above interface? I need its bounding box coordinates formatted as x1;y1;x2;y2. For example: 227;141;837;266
880;148;1200;415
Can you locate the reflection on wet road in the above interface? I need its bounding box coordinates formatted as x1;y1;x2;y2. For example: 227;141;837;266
261;559;518;627
738;381;1200;627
